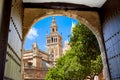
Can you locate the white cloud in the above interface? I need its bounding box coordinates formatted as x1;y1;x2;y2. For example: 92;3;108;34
27;28;39;40
44;45;47;48
71;21;76;33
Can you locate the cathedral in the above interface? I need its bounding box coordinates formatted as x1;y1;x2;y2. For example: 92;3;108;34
23;17;68;80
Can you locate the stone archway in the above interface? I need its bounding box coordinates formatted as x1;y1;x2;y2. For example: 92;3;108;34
23;8;110;80
23;8;101;40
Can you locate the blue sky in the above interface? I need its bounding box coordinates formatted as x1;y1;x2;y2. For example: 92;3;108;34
24;16;78;51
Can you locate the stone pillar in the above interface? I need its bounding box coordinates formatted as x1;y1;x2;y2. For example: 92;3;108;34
97;34;111;80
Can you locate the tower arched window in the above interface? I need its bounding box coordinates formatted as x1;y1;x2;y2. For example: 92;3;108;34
51;37;53;43
52;28;54;32
27;62;32;68
54;38;56;42
56;38;57;42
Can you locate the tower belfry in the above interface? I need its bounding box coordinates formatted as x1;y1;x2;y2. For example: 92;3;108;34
46;17;63;66
50;17;58;33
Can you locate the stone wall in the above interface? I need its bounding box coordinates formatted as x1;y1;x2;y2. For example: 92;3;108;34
4;0;23;80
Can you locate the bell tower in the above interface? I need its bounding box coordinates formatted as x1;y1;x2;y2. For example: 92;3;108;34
46;17;63;66
50;17;58;33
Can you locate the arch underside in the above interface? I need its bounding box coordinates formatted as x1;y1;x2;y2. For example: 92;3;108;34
23;8;101;40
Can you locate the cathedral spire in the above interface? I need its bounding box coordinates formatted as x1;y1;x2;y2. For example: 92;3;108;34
52;17;56;24
50;17;58;33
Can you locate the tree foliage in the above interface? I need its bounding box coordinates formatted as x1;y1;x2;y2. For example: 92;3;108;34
46;22;103;80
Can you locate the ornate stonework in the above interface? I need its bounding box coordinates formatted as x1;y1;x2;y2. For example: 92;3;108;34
46;17;63;66
23;42;50;80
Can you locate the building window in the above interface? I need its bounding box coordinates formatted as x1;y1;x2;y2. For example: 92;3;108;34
52;28;54;32
54;38;56;42
56;38;57;42
51;37;53;43
27;62;32;68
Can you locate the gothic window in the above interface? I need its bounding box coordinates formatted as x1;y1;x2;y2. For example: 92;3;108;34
51;50;54;56
52;28;54;32
51;37;54;43
27;62;32;68
54;38;56;42
49;53;54;61
55;38;57;42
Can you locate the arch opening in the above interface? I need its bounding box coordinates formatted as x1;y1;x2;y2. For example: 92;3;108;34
23;10;105;66
23;14;105;80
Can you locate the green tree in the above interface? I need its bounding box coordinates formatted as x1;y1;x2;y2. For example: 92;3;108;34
46;22;103;80
70;23;103;80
